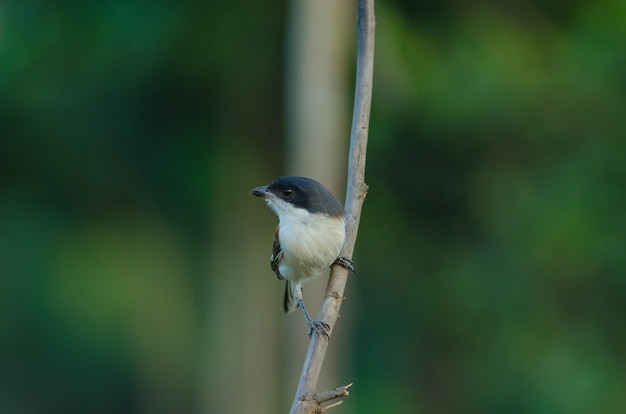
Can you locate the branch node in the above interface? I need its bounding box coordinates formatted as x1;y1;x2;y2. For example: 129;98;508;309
329;291;342;299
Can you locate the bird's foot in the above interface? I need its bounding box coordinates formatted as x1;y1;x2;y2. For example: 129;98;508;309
297;296;330;339
307;319;331;340
333;255;355;273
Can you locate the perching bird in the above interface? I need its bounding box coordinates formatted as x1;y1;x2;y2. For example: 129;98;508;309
250;176;354;338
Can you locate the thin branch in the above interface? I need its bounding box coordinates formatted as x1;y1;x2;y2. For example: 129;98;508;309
321;400;344;412
288;0;375;413
315;383;353;404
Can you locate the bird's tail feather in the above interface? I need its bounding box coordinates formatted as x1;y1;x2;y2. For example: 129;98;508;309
283;281;298;313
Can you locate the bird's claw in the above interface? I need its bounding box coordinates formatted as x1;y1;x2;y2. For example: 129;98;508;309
333;255;355;273
307;319;331;340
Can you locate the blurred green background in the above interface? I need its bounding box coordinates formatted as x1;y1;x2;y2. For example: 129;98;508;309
1;1;625;413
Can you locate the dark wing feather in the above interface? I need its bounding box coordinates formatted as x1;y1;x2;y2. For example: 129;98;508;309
270;225;284;280
283;281;297;313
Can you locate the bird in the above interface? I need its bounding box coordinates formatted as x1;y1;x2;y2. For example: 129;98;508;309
250;176;354;338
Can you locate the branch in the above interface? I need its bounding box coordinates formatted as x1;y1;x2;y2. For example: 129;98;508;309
288;0;375;412
315;383;353;404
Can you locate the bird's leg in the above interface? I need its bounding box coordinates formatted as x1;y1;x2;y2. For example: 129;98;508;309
333;256;355;273
297;297;330;339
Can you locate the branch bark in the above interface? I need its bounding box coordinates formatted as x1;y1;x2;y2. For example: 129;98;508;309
288;0;375;412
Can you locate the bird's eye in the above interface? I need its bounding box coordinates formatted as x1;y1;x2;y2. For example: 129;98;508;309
282;188;293;197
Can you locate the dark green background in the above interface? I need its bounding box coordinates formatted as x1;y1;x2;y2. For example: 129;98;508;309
2;1;625;413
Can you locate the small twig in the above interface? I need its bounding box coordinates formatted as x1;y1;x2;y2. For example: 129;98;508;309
321;400;344;412
288;0;375;413
315;383;353;404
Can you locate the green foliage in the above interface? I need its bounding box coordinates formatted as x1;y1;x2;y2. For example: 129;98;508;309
1;1;285;413
355;1;626;413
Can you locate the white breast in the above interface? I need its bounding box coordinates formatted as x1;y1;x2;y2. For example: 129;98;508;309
270;201;346;284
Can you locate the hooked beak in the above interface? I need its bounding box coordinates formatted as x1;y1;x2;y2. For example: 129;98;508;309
250;185;269;198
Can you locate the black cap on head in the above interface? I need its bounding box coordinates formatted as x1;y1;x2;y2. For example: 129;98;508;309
261;176;344;216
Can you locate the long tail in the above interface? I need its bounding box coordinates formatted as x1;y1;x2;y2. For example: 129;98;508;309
283;281;299;313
